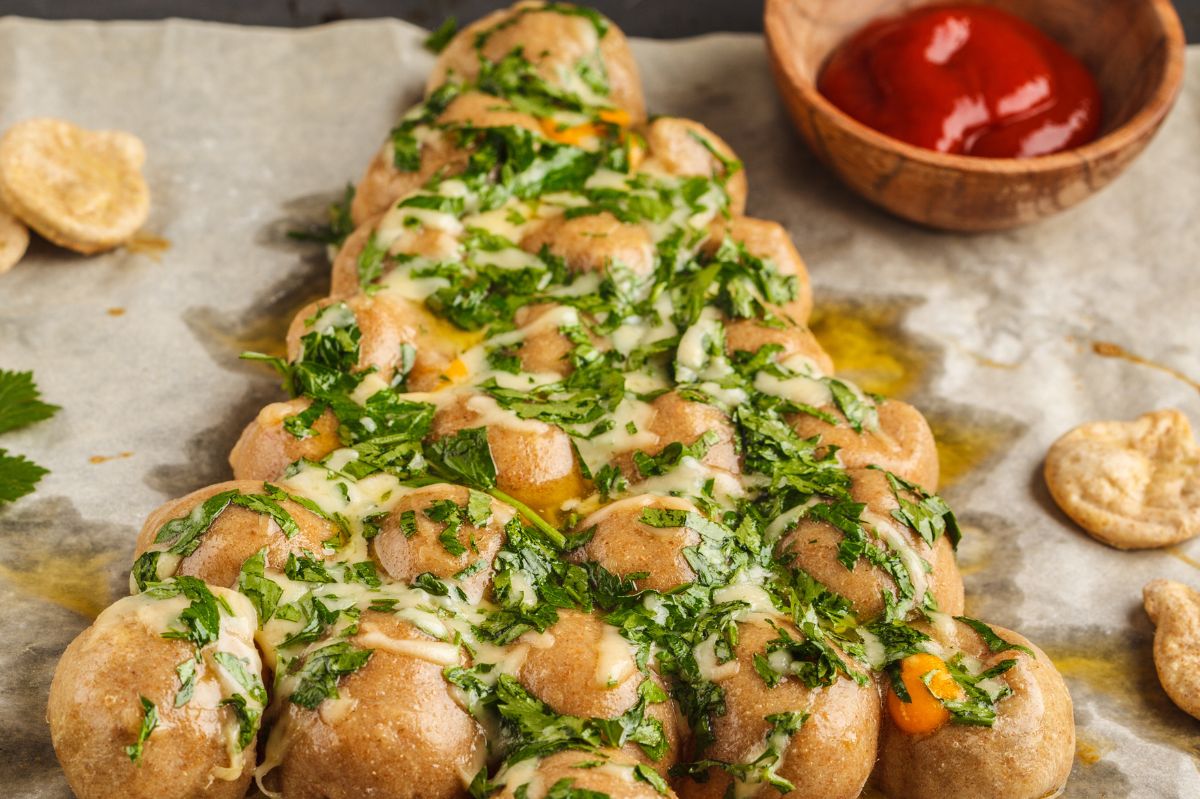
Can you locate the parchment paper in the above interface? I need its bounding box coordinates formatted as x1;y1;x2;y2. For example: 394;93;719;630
0;15;1197;798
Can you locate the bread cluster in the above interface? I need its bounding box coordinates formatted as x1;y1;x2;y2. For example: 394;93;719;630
48;4;1076;798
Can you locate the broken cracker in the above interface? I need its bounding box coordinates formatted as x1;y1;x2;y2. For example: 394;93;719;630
0;202;29;273
0;118;149;255
1144;578;1200;720
1045;409;1200;549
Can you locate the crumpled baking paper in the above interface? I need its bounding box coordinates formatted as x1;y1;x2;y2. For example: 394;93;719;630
0;16;1197;798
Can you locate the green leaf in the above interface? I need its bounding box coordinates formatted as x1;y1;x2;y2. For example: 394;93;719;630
804;497;870;572
131;551;165;592
0;449;49;505
289;642;374;709
357;233;391;288
426;427;497;489
220;693;263;751
633;763;669;795
148;576;232;651
398;509;419;539
426;499;469;557
544;780;607;799
344;560;382;588
423;16;458;53
237;549;282;626
413;571;451;596
284;552;335;584
632;430;718;478
231;492;302;540
879;468;962;548
124;695;158;764
955;616;1035;658
940;654;1019;727
213;651;269;705
174;657;198;707
467;489;494;527
278;594;342;649
0;369;59;434
153;489;239;555
824;378;877;433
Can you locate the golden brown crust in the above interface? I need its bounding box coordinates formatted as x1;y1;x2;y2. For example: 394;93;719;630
777;467;963;620
437;90;543;132
612;391;740;482
873;620;1074;799
724;318;834;376
329;217;378;297
570;495;700;592
518;609;683;775
349;139;437;228
228;398;342;482
677;619;879;799
1045;409;1200;549
48;595;256;799
512;303;581;376
790;398;940;491
432;393;584;512
275;612;485;799
133;479;338;587
521;210;656;279
427;2;646;124
373;483;514;600
706;216;812;325
642;117;746;216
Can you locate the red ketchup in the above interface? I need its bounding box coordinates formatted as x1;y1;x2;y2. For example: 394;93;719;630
818;5;1102;158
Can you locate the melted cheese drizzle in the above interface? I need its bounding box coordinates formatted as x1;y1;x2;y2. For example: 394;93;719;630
113;6;983;791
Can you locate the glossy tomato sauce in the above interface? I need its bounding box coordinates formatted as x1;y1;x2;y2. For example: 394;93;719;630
818;5;1102;158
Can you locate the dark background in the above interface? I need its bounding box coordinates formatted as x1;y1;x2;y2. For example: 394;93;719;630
2;0;1198;42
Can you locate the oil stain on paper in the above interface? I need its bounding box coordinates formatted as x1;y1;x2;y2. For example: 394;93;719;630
0;497;135;795
810;292;1025;497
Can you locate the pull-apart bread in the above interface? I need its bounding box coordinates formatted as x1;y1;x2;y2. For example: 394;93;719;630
49;4;1074;798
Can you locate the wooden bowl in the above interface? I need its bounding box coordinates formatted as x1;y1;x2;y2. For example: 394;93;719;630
764;0;1186;231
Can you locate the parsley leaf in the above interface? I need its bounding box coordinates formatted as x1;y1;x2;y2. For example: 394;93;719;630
424;17;458;53
124;695;158;765
174;658;198;707
152;576;229;651
0;369;60;434
284;552;335;583
0;449;49;505
426;498;470;557
879;468;962;548
288;642;374;709
213;651;269;705
427;427;498;488
237;548;282;626
824;378;877;433
955;616;1035;658
220;693;263;751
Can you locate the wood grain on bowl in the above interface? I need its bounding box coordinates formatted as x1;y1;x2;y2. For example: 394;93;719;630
764;0;1186;231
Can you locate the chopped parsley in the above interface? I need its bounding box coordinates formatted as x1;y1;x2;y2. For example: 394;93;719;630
288;642;374;709
423;17;458;54
124;695;158;765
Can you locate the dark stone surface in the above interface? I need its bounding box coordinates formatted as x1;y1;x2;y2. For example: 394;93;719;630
2;0;1198;42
